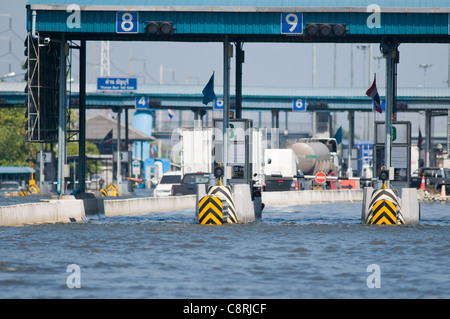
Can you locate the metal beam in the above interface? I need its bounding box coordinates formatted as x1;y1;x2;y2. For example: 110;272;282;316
78;39;87;193
222;35;231;185
57;35;67;195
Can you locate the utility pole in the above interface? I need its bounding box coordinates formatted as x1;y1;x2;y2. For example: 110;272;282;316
100;41;110;77
419;63;432;87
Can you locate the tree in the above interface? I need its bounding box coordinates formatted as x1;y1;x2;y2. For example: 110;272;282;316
66;141;102;177
0;108;39;166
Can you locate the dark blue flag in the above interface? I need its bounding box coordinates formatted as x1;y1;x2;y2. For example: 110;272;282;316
333;126;342;145
202;72;216;105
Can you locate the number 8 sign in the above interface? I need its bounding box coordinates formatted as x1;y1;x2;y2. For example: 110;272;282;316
281;13;303;34
117;12;139;33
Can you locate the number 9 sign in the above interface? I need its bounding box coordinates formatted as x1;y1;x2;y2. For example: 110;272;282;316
281;13;303;34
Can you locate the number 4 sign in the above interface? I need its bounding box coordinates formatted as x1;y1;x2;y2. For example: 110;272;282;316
281;13;303;34
136;96;149;109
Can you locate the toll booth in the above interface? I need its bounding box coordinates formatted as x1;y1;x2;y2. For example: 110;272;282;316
374;121;411;189
212;119;265;186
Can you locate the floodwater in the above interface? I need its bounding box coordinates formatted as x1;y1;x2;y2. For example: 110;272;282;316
0;199;449;299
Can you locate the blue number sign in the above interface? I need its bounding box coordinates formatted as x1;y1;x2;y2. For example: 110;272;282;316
214;98;224;110
117;12;139;34
292;98;306;111
281;13;303;34
136;96;149;109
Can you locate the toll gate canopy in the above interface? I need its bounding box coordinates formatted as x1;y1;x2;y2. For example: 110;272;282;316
27;0;450;43
24;0;450;193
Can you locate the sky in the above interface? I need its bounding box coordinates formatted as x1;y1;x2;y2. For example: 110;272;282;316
1;0;449;141
2;0;449;88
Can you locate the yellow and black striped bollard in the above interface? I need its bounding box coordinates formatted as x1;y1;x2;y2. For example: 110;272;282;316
198;195;223;225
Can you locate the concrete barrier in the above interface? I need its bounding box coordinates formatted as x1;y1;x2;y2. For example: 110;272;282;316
400;188;420;224
104;195;196;217
0;189;373;227
0;195;85;226
232;184;256;223
262;189;363;206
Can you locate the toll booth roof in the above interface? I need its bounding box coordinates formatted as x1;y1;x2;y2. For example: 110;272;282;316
26;0;450;10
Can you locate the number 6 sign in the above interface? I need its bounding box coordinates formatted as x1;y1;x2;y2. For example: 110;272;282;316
281;13;303;34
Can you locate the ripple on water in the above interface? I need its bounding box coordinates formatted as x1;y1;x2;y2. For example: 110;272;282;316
0;202;449;299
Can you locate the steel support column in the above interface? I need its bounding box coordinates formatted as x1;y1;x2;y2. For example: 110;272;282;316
348;110;354;177
425;110;431;167
223;36;231;185
57;35;67;195
235;41;243;119
384;49;396;188
78;39;87;193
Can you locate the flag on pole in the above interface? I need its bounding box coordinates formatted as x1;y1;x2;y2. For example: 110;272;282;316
366;74;382;114
100;129;113;145
418;128;423;150
202;72;216;105
333;126;342;144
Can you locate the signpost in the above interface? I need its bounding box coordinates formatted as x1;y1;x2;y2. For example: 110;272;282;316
97;78;137;91
315;172;327;184
214;98;224;110
136;96;149;109
116;12;139;34
292;98;306;111
281;13;303;34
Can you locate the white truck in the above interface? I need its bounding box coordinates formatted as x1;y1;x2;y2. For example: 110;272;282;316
180;128;214;177
263;148;298;191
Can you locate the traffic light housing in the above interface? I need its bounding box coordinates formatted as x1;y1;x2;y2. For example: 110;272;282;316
305;23;347;37
307;103;328;110
145;21;175;35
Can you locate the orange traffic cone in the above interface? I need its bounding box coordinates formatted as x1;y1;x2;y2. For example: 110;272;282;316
441;184;446;197
419;175;425;190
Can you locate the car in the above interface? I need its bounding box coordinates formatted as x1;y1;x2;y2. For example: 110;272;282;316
0;181;21;190
410;167;450;193
171;172;210;196
0;181;23;197
154;171;182;197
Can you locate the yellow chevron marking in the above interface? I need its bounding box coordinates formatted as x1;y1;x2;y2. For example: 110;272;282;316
199;196;223;225
372;200;396;225
200;212;222;225
198;202;222;219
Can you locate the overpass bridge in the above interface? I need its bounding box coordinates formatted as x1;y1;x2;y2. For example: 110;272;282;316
2;81;450;112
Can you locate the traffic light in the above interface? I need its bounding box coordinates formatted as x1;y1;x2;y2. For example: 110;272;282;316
305;23;346;37
145;21;175;35
307;103;328;110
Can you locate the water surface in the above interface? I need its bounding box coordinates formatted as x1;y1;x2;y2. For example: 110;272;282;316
0;201;448;299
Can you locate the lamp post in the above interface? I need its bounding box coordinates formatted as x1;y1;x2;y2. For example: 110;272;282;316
419;63;432;87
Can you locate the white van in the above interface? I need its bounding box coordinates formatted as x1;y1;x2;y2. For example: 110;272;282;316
154;171;182;197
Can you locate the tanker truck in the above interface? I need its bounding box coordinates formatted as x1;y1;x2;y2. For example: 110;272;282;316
289;138;339;177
